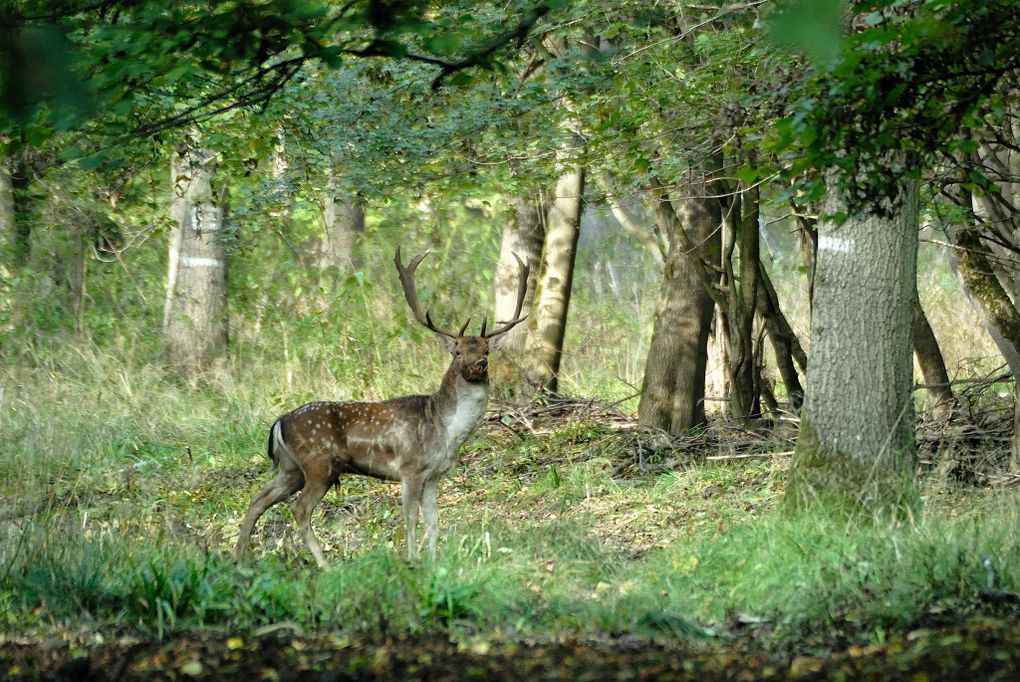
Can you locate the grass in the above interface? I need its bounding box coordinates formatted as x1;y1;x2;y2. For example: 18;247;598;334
1;344;1019;653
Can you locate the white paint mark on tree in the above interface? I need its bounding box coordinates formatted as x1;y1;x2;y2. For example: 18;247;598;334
819;235;855;253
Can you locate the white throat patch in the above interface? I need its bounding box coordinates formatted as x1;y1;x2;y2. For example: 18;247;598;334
444;382;488;451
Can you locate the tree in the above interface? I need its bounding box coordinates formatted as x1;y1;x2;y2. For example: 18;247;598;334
523;149;585;395
768;0;1020;510
163;148;228;372
913;301;956;420
787;172;920;511
637;179;721;431
320;187;365;276
491;195;545;396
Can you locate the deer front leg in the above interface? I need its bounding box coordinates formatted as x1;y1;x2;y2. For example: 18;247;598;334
401;476;425;561
422;480;439;559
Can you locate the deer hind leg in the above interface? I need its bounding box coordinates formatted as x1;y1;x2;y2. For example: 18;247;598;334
289;461;336;569
401;476;426;562
421;480;439;559
233;455;304;560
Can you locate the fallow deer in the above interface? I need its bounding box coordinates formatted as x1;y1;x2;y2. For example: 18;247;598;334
233;248;529;567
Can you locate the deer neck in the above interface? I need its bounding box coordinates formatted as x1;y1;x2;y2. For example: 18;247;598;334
428;363;489;450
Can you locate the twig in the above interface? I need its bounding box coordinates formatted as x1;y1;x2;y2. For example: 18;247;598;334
705;451;793;461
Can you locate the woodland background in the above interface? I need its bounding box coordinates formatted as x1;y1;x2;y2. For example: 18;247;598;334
2;0;1020;678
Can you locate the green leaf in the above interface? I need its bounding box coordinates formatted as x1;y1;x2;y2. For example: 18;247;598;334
734;164;759;185
765;0;845;67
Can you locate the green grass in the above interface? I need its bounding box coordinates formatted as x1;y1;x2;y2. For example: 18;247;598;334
1;345;1019;651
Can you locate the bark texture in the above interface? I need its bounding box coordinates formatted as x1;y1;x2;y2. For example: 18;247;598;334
491;196;545;396
163;150;228;372
637;187;720;432
787;175;920;513
523;160;585;395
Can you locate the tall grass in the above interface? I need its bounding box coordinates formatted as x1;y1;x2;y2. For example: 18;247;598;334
1;268;1017;647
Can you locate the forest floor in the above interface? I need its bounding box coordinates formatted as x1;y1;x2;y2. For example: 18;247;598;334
3;617;1020;680
3;393;1020;680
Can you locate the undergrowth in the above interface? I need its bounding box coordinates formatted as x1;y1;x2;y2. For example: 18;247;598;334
1;346;1019;652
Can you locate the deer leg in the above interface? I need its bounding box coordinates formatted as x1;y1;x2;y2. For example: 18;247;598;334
401;477;425;562
234;468;304;559
421;480;439;559
290;473;335;569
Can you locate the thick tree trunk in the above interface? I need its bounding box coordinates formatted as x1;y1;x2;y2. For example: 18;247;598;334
637;186;721;432
912;300;955;420
163;150;228;372
492;196;545;396
523;159;585;395
787;175;920;513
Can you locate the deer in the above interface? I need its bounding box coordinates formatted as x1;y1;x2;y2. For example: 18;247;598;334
233;248;529;567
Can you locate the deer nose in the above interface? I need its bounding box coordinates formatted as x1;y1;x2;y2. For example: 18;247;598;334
473;359;488;371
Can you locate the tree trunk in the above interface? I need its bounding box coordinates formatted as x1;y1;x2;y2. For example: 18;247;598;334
523;157;585;395
492;195;545;397
321;190;364;275
787;174;920;513
721;185;761;419
951;226;1020;471
758;263;806;412
637;185;721;432
912;300;955;420
163;150;228;372
68;217;88;336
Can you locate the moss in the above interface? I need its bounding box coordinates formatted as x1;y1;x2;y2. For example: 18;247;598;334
784;413;919;518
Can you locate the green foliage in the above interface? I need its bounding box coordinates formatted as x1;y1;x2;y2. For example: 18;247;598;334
765;0;1020;208
2;0;562;159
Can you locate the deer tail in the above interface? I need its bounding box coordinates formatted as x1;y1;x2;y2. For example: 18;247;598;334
267;418;285;469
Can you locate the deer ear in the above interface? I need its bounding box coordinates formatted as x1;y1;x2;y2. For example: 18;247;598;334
436;335;458;354
488;333;509;352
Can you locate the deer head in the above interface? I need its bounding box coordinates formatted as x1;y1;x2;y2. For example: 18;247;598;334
395;248;529;383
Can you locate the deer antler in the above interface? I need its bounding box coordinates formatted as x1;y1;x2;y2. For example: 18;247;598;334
394;247;460;338
485;252;530;338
